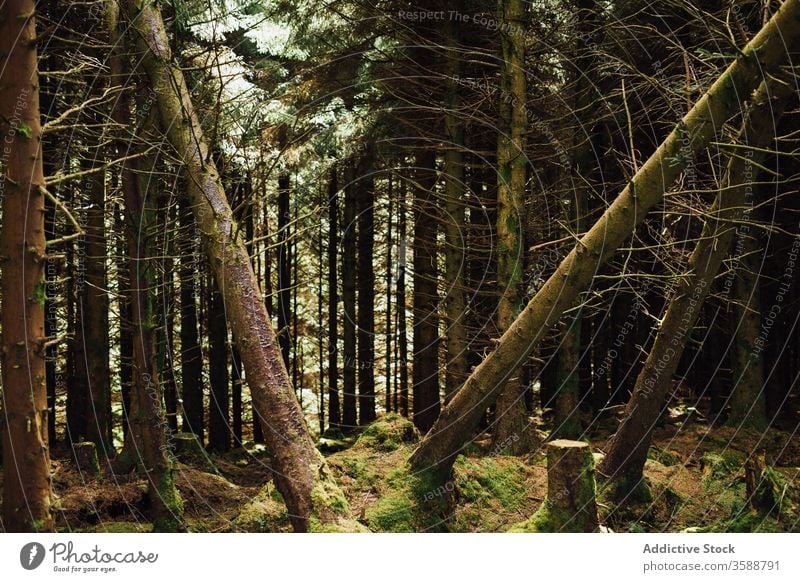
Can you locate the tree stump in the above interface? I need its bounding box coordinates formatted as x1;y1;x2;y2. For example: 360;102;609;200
72;442;101;477
510;439;598;532
745;452;776;514
172;432;218;474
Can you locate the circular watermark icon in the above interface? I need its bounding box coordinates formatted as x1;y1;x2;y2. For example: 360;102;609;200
20;542;46;570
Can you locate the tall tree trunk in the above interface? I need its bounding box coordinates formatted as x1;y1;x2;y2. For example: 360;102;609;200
109;3;185;531
342;166;358;429
598;75;795;488
327;167;341;428
157;205;179;435
317;202;325;434
277;168;292;372
412;150;441;433
397;183;409;418
728;230;767;429
0;0;55;532
83;156;111;449
232;345;243;444
208;281;230;453
179;198;203;440
123;0;349;531
357;155;376;425
44;174;58;445
385;174;394;413
117;206;133;439
553;0;601;439
443;11;469;403
410;1;800;476
492;0;528;452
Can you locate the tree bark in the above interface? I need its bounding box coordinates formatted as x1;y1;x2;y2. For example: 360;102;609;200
208;282;230;453
179;198;203;440
512;440;598;532
410;0;800;476
342;165;358;429
728;229;767;429
123;0;348;531
443;10;469;403
0;0;55;532
109;14;186;527
327;167;341;428
492;0;528;453
397;184;409;417
553;0;601;440
598;74;795;486
412;150;441;433
277;168;292;371
356;154;376;425
385;174;394;412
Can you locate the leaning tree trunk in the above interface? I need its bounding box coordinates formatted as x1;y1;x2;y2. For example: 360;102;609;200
492;0;528;453
0;0;55;532
122;0;348;531
598;74;795;487
410;0;800;477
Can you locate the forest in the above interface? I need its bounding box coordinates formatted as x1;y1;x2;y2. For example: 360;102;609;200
0;0;799;534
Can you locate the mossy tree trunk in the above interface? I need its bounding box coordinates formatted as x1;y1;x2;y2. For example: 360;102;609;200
598;74;795;488
0;0;55;532
122;0;349;531
511;440;598;532
411;0;800;478
492;0;529;453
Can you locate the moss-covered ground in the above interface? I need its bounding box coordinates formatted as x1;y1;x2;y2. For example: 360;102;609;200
8;413;797;532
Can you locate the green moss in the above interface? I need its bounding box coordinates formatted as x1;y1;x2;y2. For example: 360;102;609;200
599;475;653;504
453;456;526;511
310;517;369;532
716;511;785;533
150;464;185;532
75;522;149;533
509;502;577;532
648;446;679;467
354;413;419;452
311;477;350;515
701;451;745;484
338;456;377;488
234;487;290;532
365;491;416;532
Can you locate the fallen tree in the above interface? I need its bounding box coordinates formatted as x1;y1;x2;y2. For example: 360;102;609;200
122;0;349;532
410;0;800;478
597;72;796;492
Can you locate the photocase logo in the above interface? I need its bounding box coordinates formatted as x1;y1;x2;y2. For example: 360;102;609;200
20;542;46;570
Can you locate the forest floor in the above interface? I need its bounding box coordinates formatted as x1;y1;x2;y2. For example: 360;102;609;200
4;400;799;533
